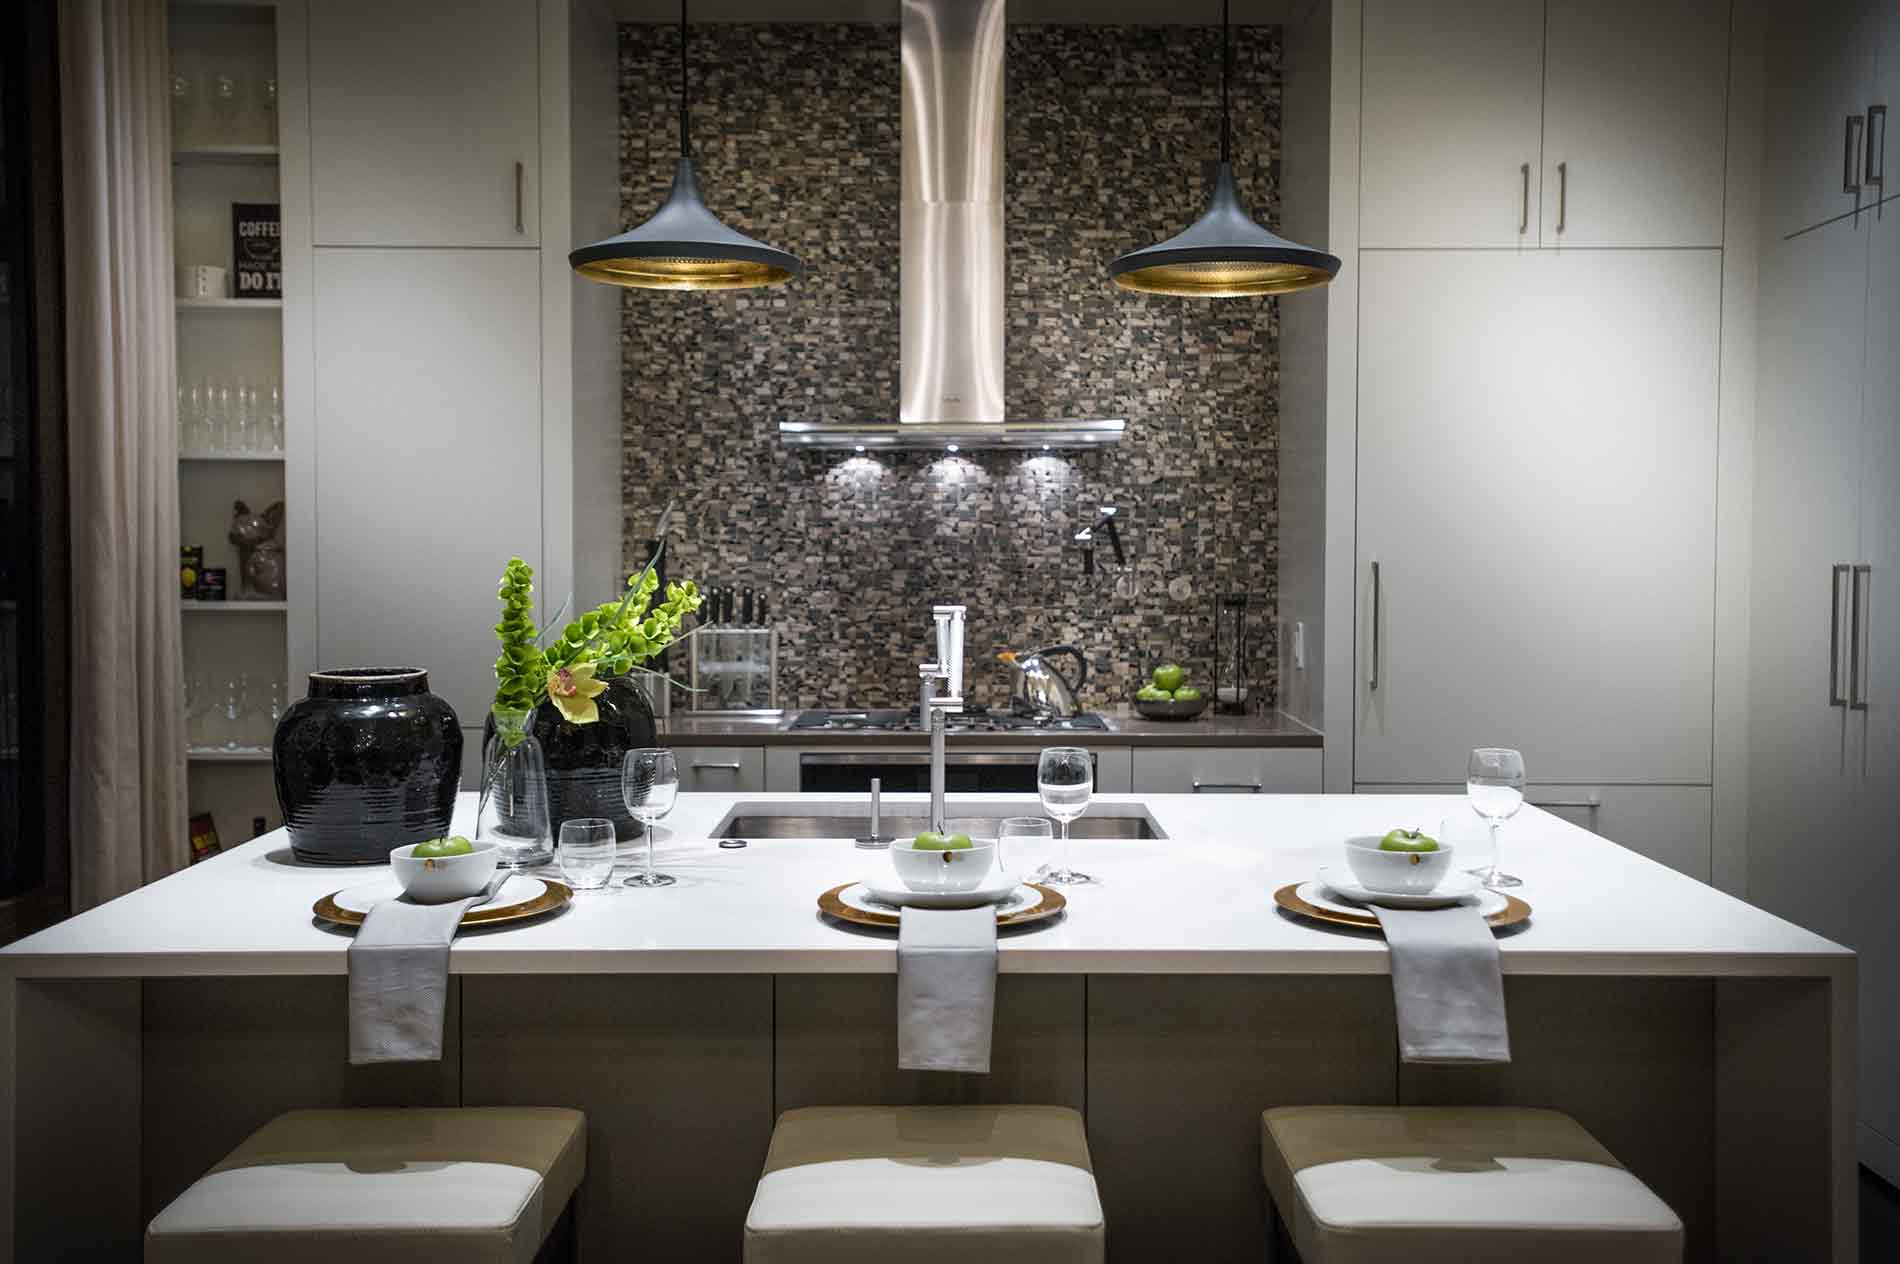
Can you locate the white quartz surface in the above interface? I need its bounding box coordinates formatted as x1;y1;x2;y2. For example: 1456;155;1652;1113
0;793;1850;978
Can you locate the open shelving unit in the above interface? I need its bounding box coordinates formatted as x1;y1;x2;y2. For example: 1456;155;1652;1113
171;1;292;845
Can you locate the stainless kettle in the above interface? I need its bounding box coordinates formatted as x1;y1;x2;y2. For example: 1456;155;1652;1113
998;645;1089;717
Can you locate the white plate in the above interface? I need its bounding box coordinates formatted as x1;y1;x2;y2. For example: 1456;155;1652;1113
857;867;1020;910
840;881;1041;919
1299;876;1507;920
1315;864;1483;909
330;874;549;918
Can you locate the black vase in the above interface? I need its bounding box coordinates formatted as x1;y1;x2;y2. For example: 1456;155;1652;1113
273;667;463;865
487;674;657;840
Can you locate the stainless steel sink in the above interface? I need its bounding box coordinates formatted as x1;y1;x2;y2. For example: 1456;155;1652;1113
710;800;1166;840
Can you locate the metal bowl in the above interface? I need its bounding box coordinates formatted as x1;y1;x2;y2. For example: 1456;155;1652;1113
1133;695;1208;721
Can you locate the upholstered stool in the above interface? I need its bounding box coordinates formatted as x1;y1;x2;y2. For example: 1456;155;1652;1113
146;1107;587;1264
1260;1106;1681;1263
744;1104;1105;1263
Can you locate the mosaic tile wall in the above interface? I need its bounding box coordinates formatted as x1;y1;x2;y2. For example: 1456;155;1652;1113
620;22;1283;711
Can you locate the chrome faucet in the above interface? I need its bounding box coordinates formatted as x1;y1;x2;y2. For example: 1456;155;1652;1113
918;604;967;834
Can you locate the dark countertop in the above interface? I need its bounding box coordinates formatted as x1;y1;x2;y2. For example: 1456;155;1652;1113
658;709;1323;748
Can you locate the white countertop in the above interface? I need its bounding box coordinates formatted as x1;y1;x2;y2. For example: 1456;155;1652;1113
0;793;1851;979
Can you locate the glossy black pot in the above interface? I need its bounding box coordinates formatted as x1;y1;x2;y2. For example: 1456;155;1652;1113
273;668;462;864
485;674;657;840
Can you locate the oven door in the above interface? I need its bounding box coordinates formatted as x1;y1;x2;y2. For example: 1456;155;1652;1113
798;750;1044;794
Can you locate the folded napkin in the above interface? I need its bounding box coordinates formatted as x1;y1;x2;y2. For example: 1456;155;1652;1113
1369;904;1511;1064
348;893;480;1065
897;905;998;1073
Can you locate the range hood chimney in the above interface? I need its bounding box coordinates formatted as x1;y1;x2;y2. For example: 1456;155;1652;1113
779;0;1124;452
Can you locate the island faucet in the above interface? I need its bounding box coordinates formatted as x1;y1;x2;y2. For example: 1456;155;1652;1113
918;604;968;834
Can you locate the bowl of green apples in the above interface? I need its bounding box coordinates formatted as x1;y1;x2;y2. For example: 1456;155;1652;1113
1343;829;1455;895
1133;663;1207;719
891;819;999;894
389;835;499;903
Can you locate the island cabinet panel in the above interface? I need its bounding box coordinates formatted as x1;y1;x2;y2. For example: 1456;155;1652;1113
460;975;774;1264
307;0;539;247
1355;248;1720;788
1084;975;1397;1263
676;745;766;794
1401;976;1718;1264
1128;746;1322;795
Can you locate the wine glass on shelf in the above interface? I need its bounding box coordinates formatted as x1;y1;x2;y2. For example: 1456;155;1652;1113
1467;746;1526;888
621;748;679;888
1036;746;1094;885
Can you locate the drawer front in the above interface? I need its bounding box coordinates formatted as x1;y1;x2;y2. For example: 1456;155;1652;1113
1353;782;1712;882
677;747;766;794
1131;747;1323;795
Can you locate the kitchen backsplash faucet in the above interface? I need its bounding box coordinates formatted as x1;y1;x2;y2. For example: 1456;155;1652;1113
918;604;968;833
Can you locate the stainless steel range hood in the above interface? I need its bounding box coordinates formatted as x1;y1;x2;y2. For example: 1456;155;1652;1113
779;0;1124;452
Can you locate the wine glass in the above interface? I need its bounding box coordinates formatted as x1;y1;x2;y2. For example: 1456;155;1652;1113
1037;746;1094;885
998;816;1054;883
621;748;679;888
1467;747;1526;888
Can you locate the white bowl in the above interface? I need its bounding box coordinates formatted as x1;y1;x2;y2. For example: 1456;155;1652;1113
1343;834;1456;895
892;820;999;894
389;840;500;904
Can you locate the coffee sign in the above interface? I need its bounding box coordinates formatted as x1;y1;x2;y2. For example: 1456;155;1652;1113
232;202;282;298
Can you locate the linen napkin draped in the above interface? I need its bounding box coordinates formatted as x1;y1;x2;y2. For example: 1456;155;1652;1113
1369;904;1511;1064
348;895;479;1064
897;905;998;1073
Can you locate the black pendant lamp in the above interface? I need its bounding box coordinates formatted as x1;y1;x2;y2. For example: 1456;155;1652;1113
569;1;801;291
1109;0;1339;298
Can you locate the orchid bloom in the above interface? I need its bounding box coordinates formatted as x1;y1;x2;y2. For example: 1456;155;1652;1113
546;662;609;725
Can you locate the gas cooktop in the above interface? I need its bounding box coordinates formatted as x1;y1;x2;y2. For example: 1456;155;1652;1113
789;704;1109;734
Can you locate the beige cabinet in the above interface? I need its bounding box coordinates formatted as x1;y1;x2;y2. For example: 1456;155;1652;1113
1128;747;1323;795
308;0;540;247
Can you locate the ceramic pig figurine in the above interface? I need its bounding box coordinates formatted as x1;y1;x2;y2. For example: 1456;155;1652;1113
228;499;286;601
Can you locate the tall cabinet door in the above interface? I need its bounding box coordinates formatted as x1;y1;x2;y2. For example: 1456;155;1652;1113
1355;249;1721;785
1360;0;1546;248
313;249;543;733
1761;0;1878;238
308;0;539;247
1539;0;1730;248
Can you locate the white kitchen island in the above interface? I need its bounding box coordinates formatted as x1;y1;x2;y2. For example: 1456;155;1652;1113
0;793;1856;1262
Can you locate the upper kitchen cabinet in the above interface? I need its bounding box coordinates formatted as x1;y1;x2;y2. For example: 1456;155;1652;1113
1361;0;1732;250
1355;248;1722;786
1761;0;1879;239
307;0;539;247
1539;0;1729;248
1360;0;1546;248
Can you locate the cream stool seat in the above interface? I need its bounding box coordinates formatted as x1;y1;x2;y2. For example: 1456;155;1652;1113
745;1105;1105;1263
146;1107;587;1264
1260;1106;1682;1264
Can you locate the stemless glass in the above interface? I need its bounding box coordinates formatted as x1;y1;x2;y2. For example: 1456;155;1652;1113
557;818;617;890
1467;747;1526;888
621;748;679;888
1037;746;1094;885
998;816;1054;883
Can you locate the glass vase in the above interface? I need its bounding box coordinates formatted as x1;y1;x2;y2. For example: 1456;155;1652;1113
476;708;554;868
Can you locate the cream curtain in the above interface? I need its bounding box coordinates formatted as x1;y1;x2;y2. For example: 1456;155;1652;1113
60;0;188;907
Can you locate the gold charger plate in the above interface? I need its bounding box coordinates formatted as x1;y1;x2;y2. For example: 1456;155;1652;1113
818;882;1067;930
314;879;574;929
1273;883;1530;932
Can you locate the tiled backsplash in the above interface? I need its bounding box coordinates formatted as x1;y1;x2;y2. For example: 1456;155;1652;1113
620;22;1283;711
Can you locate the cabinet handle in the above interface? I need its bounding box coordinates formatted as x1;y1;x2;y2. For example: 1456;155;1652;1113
1556;161;1567;233
1868;105;1888;196
1368;561;1381;692
1850;565;1871;711
1528;796;1600;829
1830;564;1850;707
692;761;744;771
1845;115;1866;195
1519;163;1530;234
514;161;525;233
1193;780;1263;794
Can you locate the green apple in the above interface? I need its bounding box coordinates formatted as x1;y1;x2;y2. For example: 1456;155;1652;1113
945;833;974;850
1172;686;1203;702
1152;663;1186;692
1378;828;1439;853
413;835;474;859
1136;684;1168;701
912;831;951;850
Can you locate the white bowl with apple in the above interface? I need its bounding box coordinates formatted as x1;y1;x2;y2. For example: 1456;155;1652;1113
1343;829;1455;895
890;819;1000;894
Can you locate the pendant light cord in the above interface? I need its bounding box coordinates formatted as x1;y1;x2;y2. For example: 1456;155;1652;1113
679;0;690;159
1219;0;1231;165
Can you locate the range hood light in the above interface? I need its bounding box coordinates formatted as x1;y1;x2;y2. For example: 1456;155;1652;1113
1108;0;1339;298
570;0;801;291
778;419;1125;451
